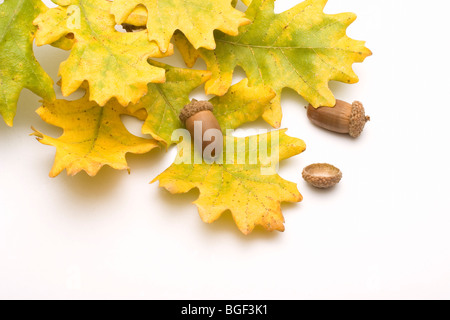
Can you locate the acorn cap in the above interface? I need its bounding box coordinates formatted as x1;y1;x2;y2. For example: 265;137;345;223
179;99;214;124
302;163;343;189
349;101;370;138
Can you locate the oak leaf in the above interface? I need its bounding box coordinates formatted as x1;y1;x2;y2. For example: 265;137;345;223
127;61;211;147
32;89;159;177
231;0;252;9
0;0;54;126
209;78;276;133
110;0;251;52
33;0;173;107
128;61;275;147
176;0;372;128
154;129;306;235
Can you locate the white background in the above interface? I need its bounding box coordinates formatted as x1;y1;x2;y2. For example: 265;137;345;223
1;0;449;300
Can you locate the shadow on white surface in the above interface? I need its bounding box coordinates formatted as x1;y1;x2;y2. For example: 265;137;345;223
329;80;355;99
34;147;168;203
126;148;170;174
156;186;288;240
202;211;283;240
51;167;125;200
303;180;343;195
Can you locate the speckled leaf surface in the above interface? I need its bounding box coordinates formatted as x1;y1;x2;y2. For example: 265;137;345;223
0;0;54;126
32;90;159;177
176;0;372;128
209;78;275;133
128;61;275;147
154;130;306;235
111;0;250;52
33;0;173;107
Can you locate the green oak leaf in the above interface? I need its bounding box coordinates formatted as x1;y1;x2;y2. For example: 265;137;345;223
0;0;55;126
176;0;372;128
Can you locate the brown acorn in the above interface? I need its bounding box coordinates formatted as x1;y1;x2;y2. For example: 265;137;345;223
302;163;342;189
307;100;370;138
179;99;223;156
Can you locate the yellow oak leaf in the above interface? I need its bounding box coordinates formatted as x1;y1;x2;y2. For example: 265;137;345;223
50;34;75;51
32;89;159;177
110;0;250;52
154;129;306;235
176;0;372;128
33;0;173;107
210;78;276;133
0;0;54;127
127;61;275;147
123;5;147;28
173;31;201;69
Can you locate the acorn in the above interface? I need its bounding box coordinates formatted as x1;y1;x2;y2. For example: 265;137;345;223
302;163;342;189
179;99;223;156
307;100;370;138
